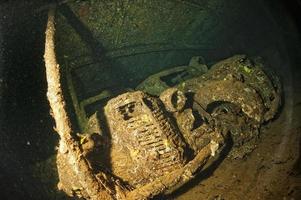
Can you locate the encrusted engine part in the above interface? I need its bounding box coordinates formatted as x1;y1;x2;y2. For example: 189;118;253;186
193;78;264;122
104;91;189;187
210;102;260;159
208;55;281;121
175;108;217;153
136;54;281;159
175;55;282;158
159;88;187;112
178;55;281;122
158;88;218;154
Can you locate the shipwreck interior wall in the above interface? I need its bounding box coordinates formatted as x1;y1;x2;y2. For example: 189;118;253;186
0;0;301;199
55;0;296;104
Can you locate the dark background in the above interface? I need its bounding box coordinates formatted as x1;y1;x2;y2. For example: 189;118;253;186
0;1;58;199
0;0;300;199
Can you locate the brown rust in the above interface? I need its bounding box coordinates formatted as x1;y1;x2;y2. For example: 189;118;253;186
105;91;188;187
44;8;226;200
45;9;281;198
194;78;264;122
44;8;124;200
